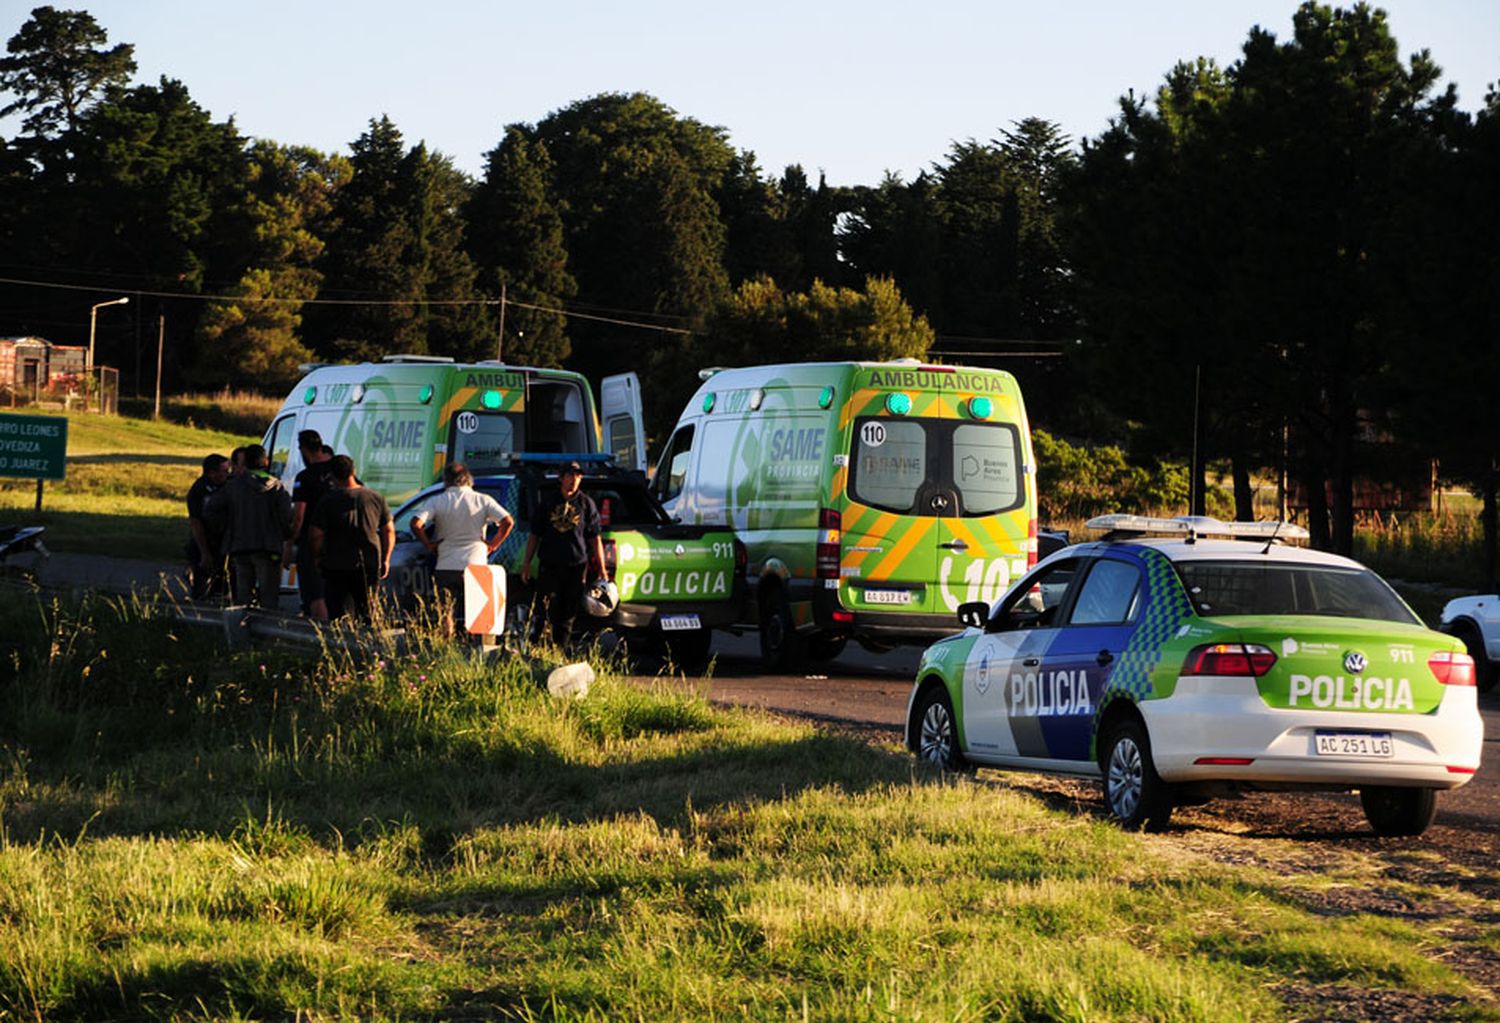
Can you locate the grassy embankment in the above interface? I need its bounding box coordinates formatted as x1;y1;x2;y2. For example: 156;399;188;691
1;595;1497;1021
0;396;269;562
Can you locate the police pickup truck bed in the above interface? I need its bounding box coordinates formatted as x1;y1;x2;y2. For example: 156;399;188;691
387;464;746;662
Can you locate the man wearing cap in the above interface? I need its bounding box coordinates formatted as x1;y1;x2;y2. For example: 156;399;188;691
520;460;605;649
412;461;514;636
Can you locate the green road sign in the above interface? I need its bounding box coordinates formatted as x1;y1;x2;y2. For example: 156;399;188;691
0;412;68;480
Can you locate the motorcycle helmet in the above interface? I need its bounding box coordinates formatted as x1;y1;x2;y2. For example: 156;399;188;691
583;578;619;617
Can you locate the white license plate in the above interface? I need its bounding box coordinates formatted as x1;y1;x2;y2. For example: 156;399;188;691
660;614;702;632
1314;731;1394;759
864;589;913;605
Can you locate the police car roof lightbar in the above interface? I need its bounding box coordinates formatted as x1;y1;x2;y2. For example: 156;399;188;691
1085;514;1310;542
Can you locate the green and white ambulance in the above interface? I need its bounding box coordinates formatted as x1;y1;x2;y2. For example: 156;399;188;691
651;359;1038;667
261;357;647;505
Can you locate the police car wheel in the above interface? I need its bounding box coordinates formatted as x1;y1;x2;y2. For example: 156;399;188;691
1102;721;1172;832
1359;785;1438;837
913;686;969;772
759;588;808;671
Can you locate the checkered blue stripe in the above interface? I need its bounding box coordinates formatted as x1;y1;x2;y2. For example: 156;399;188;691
1106;548;1194;702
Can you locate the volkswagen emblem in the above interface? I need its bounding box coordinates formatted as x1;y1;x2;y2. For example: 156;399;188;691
1343;650;1368;674
674;543;685;558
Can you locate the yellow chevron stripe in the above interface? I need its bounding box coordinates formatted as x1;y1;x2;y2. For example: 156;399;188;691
845;511;900;569
868;517;934;580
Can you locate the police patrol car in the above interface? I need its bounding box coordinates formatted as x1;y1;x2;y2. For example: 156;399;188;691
386;455;745;665
905;515;1483;836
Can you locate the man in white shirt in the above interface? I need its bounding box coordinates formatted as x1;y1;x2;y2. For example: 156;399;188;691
412;462;514;636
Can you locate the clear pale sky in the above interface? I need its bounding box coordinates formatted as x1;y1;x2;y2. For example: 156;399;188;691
4;1;1497;185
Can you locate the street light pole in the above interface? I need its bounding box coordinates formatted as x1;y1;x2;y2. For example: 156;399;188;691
87;296;130;411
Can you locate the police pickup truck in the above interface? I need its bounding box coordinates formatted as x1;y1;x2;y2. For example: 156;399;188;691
386;455;746;665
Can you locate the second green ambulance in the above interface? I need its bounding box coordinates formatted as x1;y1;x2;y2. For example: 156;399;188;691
262;356;647;506
651;359;1038;667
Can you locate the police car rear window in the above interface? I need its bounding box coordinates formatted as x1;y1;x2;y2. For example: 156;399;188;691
1175;560;1418;624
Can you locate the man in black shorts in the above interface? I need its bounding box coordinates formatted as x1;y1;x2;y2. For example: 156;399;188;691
287;430;334;619
520;461;605;649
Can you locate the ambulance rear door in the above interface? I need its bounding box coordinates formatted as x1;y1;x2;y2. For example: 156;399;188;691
601;372;647;471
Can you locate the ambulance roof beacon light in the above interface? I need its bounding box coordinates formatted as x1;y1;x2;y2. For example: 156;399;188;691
702;392;716;414
818;385;835;409
968;396;993;420
482;389;502;410
419;384;434;404
885;392;912;416
303;386;316;405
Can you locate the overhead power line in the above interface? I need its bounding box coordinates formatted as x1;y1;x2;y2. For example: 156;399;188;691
0;274;693;335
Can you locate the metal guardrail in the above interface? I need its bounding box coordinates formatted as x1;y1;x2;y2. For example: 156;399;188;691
169;603;411;656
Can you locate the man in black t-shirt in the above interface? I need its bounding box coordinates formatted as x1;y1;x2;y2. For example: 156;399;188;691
310;455;394;621
185;453;229;600
287;429;335;619
521;461;604;649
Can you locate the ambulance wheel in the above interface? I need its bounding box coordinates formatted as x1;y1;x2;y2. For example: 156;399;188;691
664;629;713;673
759;588;807;671
1101;720;1173;832
912;684;969;772
1360;786;1438;837
807;634;847;662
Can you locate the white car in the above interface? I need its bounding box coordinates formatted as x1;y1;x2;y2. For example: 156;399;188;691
1440;594;1500;691
906;516;1484;836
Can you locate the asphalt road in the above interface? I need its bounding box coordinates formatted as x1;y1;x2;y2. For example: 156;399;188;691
671;631;1500;831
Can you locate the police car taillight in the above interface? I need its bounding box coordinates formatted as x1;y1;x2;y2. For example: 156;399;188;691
1428;650;1476;686
733;538;748;576
603;538;617;575
1182;643;1277;677
817;508;841;579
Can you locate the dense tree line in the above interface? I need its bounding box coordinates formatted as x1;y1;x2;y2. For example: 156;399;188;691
0;4;1496;568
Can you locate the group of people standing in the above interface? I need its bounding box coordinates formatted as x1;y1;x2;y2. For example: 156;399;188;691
185;436;606;647
185;430;394;620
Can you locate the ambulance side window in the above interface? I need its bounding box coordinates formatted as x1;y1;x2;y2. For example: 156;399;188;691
656;425;695;502
264;414;297;480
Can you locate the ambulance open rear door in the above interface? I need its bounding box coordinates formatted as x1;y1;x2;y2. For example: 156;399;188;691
601;372;647;472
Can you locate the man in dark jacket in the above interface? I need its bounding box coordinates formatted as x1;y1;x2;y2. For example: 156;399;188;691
286;429;334;619
185;453;229;600
205;443;293;609
520;461;604;649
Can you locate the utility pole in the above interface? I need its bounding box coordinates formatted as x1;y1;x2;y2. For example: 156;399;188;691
153;314;165;419
1190;364;1202;516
